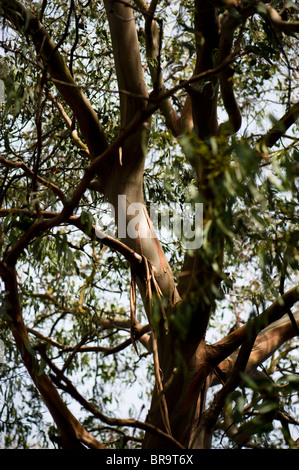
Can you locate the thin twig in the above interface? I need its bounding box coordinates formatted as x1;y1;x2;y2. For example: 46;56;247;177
47;91;89;156
0;156;66;203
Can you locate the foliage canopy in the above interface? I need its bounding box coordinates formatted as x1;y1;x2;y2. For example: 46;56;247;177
0;0;298;449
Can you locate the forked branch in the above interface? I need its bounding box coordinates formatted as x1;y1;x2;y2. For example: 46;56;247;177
210;285;299;367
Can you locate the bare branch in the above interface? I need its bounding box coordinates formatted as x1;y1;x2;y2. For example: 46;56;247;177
27;321;152;355
265;5;299;33
0;262;104;449
189;332;257;449
210;312;299;386
247;310;299;370
103;0;148;126
134;0;192;135
258;100;299;149
38;346;185;449
138;0;184;136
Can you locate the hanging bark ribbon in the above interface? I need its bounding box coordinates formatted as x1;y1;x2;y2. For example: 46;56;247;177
130;267;138;355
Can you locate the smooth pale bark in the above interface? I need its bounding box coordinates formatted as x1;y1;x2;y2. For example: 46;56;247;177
101;0;181;307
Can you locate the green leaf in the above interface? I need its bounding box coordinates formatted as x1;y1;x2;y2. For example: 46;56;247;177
240;372;258;390
256;402;278;414
215;217;234;239
55;232;67;260
38;357;47;376
269;114;285;132
25;341;36;357
80;211;93;235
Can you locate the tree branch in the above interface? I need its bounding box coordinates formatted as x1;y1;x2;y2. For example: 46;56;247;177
191;335;256;449
27;321;152;355
0;262;104;449
0;0;108;160
191;0;220;139
135;0;188;136
38;346;185;449
0;207;144;270
210;311;299;386
207;0;239;6
46;91;90;157
265;5;299;34
103;0;148;126
210;285;299;366
0;156;66;203
217;10;243;133
258;100;299;149
1;52;241;267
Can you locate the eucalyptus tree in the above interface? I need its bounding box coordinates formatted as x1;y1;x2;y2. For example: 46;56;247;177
0;0;299;449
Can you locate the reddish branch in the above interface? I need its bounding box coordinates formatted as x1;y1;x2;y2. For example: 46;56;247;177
210;311;299;386
265;5;299;33
210;285;299;365
260;100;299;149
0;262;104;449
187;295;299;448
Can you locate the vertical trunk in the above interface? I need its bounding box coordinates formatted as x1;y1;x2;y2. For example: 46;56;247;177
2;0;222;449
142;2;221;448
101;0;181;306
142;338;213;448
101;1;203;448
